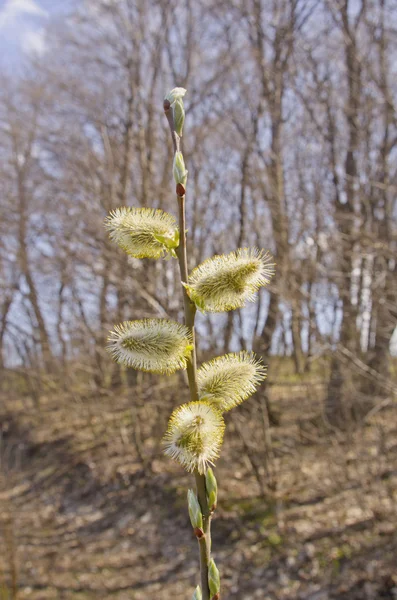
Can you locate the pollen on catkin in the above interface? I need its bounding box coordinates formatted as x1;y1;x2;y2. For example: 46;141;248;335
197;351;267;412
163;401;225;474
107;319;193;374
104;207;179;259
184;248;275;312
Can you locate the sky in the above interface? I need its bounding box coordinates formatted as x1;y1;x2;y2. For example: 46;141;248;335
0;0;73;67
0;0;395;360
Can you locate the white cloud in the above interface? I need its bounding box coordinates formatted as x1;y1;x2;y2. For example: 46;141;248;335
0;0;49;62
0;0;47;30
22;27;46;55
0;0;48;30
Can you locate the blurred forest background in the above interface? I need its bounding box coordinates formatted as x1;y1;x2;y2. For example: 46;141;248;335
0;0;397;598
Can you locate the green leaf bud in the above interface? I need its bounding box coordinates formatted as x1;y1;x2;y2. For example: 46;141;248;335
205;467;218;510
187;489;203;530
173;98;185;136
173;151;188;187
165;87;187;104
192;586;202;600
208;559;220;598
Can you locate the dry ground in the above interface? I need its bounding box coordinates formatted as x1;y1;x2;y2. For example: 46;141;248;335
0;372;396;599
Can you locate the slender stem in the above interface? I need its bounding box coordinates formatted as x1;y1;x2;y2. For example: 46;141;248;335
177;196;211;600
177;194;211;599
176;194;199;400
195;472;212;597
164;103;212;599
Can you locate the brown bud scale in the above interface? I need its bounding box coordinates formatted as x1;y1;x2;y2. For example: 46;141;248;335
194;527;205;539
163;99;171;111
176;183;186;197
211;594;220;600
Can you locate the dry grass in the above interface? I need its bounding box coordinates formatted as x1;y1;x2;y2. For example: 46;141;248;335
0;372;396;599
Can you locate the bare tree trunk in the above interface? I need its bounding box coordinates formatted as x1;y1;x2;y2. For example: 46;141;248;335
366;260;397;395
325;0;362;425
0;292;15;371
364;1;396;396
17;170;53;371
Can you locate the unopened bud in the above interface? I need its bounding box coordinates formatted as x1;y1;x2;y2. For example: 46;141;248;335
173;151;188;187
206;468;217;511
188;489;203;530
192;586;202;600
173;98;185;136
208;559;220;598
165;87;187;105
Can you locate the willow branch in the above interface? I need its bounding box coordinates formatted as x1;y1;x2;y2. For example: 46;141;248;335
164;101;211;600
195;471;212;598
176;194;199;400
